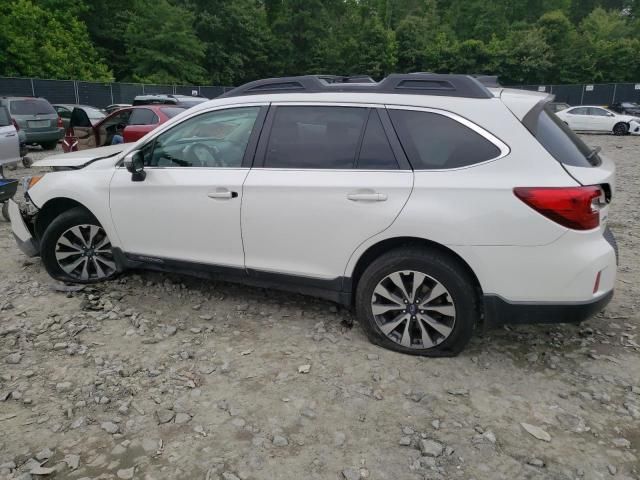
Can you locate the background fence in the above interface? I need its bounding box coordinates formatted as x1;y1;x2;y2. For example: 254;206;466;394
3;76;640;108
0;77;232;108
508;82;640;105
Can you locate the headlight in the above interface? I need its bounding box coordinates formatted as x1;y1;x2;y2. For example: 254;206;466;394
22;175;44;191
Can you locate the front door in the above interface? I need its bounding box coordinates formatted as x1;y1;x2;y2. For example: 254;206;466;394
242;104;413;283
69;108;97;150
109;105;265;268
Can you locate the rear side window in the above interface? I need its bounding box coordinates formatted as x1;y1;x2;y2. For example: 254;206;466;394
0;107;11;126
526;106;599;167
388;110;501;169
357;110;398;170
265;106;368;169
129;109;159;125
9;99;56;115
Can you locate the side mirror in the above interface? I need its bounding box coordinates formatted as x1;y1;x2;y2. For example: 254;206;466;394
124;150;146;182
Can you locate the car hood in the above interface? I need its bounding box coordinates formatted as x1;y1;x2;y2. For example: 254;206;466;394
33;144;126;168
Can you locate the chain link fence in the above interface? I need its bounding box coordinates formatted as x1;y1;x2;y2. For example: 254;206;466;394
0;76;232;108
509;82;640;105
3;76;640;108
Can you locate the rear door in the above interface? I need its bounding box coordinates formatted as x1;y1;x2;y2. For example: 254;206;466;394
122;108;159;142
0;106;20;165
564;107;589;130
241;103;413;284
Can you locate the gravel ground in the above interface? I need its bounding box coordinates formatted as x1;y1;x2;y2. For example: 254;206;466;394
0;137;639;480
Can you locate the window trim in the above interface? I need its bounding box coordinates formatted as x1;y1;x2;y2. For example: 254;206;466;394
385;105;510;171
253;102;412;171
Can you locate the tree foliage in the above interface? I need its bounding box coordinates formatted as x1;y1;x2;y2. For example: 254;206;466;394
0;0;639;85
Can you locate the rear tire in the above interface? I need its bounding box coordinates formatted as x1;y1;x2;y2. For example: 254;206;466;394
40;207;118;283
355;247;477;356
613;122;628;136
1;202;8;222
22;156;33;168
41;142;58;151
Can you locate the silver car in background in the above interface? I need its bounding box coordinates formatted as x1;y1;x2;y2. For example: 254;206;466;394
0;97;64;150
0;106;20;166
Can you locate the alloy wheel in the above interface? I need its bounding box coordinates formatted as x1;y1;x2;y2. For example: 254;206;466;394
371;270;456;349
54;224;116;281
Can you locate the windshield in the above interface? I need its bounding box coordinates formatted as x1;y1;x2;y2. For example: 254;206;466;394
10;99;56;115
524;104;600;167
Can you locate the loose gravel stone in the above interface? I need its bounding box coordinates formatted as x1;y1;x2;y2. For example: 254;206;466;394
419;439;444;457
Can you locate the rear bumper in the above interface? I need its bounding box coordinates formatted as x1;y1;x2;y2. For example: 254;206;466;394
8;199;38;257
483;290;613;327
24;129;64;144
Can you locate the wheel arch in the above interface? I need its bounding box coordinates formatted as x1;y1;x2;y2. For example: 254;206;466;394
34;197;96;241
348;236;484;301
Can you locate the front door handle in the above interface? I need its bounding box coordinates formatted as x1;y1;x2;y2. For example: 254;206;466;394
208;189;238;200
347;192;388;202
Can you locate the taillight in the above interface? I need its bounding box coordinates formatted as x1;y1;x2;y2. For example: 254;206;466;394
57;116;64;128
11;118;19;131
514;186;604;230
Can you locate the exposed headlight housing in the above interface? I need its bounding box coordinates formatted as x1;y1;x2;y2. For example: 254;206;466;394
22;175;44;191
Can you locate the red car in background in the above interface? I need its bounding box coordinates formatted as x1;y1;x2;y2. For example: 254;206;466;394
62;105;185;152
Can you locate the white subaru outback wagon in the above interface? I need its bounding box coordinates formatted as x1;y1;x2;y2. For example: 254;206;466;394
9;74;617;356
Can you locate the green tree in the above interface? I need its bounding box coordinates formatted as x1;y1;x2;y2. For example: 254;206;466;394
0;0;112;81
122;0;206;84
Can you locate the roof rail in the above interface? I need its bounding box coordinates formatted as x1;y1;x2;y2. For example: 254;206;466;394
220;73;493;99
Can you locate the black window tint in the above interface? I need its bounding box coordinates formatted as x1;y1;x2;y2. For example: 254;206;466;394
129;108;159;125
265;106;367;169
389;110;501;170
0;107;11;126
357;110;398;169
529;107;598;167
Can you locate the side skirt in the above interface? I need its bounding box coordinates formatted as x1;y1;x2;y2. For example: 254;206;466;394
111;248;352;306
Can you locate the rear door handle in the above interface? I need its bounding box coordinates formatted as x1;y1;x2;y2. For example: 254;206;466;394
347;192;388;202
208;189;238;200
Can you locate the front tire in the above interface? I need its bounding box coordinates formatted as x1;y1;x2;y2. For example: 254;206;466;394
355;248;477;356
613;122;628;136
40;207;117;283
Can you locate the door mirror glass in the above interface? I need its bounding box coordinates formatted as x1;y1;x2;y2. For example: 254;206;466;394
124;150;146;181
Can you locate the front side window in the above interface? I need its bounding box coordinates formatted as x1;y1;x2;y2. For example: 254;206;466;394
388;109;501;170
0;106;10;126
144;106;260;168
264;106;368;169
129;108;159;125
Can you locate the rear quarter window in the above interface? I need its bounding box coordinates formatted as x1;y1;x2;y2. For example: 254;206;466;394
525;105;599;167
388;109;502;170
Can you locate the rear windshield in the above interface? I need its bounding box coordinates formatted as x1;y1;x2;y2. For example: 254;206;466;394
161;107;186;118
9;98;56;115
525;104;600;167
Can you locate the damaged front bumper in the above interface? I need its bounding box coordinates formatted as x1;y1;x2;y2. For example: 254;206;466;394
630;120;640;135
8;199;39;257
